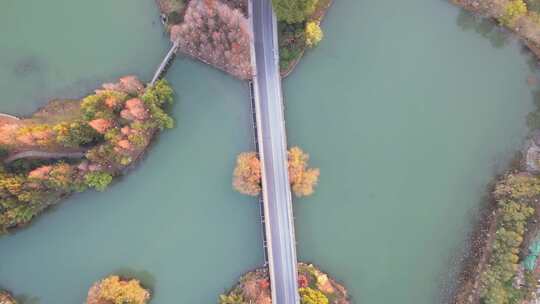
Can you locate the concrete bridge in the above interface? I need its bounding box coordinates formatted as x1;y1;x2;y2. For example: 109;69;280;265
248;0;300;303
151;3;301;301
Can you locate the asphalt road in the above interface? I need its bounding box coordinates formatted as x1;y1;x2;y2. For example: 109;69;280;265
249;0;300;303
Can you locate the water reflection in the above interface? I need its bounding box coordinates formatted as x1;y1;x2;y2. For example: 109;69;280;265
14;294;40;304
111;268;156;291
456;9;510;48
13;56;43;78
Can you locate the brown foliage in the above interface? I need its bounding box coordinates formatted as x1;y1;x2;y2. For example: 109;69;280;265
120;98;148;121
89;119;113;134
233;152;262;196
100;76;144;96
171;0;252;79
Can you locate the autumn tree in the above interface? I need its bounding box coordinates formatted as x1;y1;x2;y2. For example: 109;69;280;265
170;0;252;79
233;152;262;196
494;173;540;201
305;21;323;47
232;147;319;197
272;0;319;23
288;146;320;197
500;0;527;25
299;287;329;304
87;275;151;304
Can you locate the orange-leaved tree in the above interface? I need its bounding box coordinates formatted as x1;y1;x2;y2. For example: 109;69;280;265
232;147;320;197
288;146;320;197
233;152;262;196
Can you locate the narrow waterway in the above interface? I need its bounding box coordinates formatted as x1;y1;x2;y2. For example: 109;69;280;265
0;0;262;303
0;0;538;303
288;0;537;303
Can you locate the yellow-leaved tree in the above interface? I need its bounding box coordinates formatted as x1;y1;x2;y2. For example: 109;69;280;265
305;21;323;47
87;275;150;304
233;152;262;196
232;147;320;197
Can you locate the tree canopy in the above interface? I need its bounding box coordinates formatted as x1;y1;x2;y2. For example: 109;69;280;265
272;0;319;23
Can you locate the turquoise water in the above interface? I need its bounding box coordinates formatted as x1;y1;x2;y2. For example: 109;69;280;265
0;0;262;303
0;0;538;303
288;0;537;303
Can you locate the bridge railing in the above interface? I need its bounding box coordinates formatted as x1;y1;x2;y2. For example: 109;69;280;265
249;80;269;266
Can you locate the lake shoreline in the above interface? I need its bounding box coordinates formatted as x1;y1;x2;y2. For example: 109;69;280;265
219;263;350;304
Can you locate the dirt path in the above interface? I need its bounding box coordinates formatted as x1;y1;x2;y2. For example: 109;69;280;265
4;150;86;164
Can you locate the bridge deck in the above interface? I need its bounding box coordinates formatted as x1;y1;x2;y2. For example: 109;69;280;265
249;0;300;303
151;41;179;85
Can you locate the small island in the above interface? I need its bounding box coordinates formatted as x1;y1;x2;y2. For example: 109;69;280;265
87;275;151;304
0;77;174;233
156;0;331;78
219;263;349;304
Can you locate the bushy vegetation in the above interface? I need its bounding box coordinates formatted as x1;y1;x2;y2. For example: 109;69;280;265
305;21;323;47
0;78;175;234
232;152;262;196
84;171;113;192
232;147;320;197
527;0;540;12
53;120;100;148
299;287;329;304
170;0;252;79
275;0;328;75
87;275;151;304
288;147;320;197
272;0;319;23
500;0;528;26
479;173;540;304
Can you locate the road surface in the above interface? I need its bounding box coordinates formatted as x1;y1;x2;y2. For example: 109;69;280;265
249;0;300;303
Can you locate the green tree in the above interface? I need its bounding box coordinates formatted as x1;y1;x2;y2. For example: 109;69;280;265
53;120;99;148
272;0;319;23
141;80;175;130
84;171;113;191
